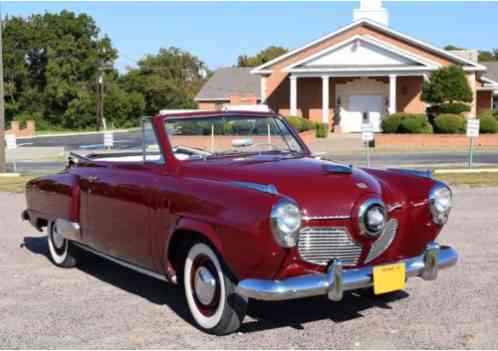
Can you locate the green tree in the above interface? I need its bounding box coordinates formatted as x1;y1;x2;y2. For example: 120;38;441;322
120;47;208;116
237;46;288;67
478;49;498;62
444;44;463;51
2;11;145;130
421;66;473;106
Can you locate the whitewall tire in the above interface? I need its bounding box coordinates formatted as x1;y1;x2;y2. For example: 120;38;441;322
183;242;247;335
48;221;77;268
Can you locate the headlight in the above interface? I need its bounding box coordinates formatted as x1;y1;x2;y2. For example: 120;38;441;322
271;199;302;247
429;184;452;225
359;198;387;237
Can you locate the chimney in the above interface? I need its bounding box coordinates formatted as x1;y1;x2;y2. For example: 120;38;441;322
353;0;389;26
446;50;479;63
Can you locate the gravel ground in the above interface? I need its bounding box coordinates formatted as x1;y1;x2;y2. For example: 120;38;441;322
1;187;497;349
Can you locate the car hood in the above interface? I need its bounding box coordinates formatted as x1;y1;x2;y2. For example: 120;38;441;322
181;155;383;217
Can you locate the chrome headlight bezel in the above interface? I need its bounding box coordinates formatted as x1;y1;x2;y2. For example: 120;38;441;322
429;183;452;225
270;198;302;248
359;198;387;237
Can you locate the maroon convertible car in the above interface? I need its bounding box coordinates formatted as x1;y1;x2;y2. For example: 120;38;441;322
23;111;457;335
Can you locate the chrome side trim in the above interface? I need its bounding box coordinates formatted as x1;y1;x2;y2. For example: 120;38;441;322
302;215;351;221
387;202;403;213
322;163;353;174
55;219;81;241
364;218;398;264
388;168;433;179
236;243;457;301
230;181;279;195
72;243;168;282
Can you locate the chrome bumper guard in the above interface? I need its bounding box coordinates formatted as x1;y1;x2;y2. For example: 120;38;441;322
236;242;457;302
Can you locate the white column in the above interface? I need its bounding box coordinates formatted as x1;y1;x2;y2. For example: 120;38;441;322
388;74;397;115
321;75;330;124
260;76;267;103
290;75;298;116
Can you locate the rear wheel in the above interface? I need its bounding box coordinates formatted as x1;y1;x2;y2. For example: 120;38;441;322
47;221;78;268
183;242;247;335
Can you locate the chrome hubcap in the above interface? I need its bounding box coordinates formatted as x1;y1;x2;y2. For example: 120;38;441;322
194;266;217;306
52;224;65;249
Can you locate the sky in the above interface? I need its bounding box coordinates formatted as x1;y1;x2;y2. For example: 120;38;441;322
3;1;498;73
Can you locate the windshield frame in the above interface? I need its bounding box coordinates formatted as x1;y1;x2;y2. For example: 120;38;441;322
161;112;311;162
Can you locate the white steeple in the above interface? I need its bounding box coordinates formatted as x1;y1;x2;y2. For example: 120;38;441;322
353;0;389;26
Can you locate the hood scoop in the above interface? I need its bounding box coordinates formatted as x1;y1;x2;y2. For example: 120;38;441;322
322;163;353;174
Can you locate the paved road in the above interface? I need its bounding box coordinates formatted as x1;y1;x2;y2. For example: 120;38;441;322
21;130;141;151
7;149;498;174
1;188;497;348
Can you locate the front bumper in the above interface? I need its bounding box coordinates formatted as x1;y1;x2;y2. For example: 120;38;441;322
236;242;457;301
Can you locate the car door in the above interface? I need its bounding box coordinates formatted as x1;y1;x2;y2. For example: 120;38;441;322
81;121;169;270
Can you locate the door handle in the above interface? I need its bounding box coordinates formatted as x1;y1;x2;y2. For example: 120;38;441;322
86;176;100;182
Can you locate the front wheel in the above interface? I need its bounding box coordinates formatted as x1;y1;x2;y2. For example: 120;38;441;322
47;221;78;268
183;242;247;335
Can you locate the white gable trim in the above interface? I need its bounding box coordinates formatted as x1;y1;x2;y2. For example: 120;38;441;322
251;19;485;75
283;35;440;72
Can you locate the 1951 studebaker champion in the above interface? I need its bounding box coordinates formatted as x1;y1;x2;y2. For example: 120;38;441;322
23;111;458;335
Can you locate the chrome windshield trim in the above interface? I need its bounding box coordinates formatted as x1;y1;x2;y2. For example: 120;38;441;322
230;181;279;195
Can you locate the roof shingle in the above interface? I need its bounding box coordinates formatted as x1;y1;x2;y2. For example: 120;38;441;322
195;67;260;101
482;61;498;82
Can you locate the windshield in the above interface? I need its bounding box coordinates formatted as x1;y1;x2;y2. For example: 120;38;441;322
165;115;304;161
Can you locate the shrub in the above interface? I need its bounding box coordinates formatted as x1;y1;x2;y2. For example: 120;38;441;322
479;114;498;134
382;113;432;133
398;114;433;134
439;102;471;115
381;113;403;133
433;114;466;134
286;116;314;133
315;123;329;138
478;109;494;119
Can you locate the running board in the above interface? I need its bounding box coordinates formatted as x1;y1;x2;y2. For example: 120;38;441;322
73;243;168;282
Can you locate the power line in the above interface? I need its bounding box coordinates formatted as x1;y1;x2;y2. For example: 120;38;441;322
0;3;6;173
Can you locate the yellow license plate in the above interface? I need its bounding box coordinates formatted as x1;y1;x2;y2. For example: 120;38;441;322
373;263;406;295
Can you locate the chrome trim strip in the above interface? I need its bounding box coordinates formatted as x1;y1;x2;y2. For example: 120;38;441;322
364;218;398;263
387;203;403;213
72;242;168;282
230;181;279;195
388;168;433;179
302;215;350;221
236;243;457;301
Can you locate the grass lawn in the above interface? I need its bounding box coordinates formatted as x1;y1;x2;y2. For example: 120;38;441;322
0;174;43;193
1;171;497;193
435;172;498;187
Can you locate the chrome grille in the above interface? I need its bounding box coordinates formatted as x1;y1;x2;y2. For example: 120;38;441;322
297;227;363;266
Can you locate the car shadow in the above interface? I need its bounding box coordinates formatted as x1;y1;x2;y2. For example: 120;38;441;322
22;235;409;334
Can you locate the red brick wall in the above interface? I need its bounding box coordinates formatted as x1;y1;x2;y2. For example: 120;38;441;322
6;121;36;138
377;134;498;148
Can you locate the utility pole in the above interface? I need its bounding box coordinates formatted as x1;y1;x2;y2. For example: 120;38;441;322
96;71;104;131
0;5;6;173
96;45;111;131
